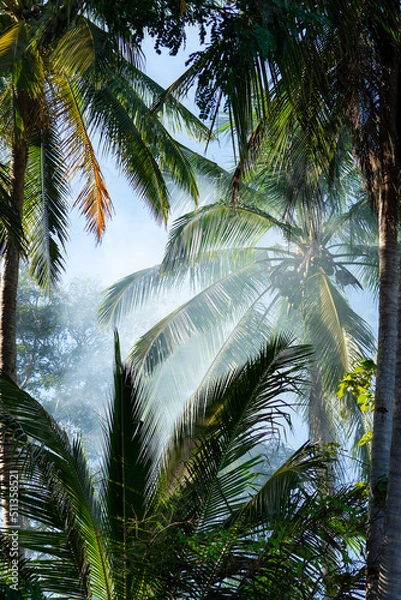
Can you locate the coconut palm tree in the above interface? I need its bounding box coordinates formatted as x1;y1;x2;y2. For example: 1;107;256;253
0;0;207;384
99;159;377;474
0;333;366;599
161;3;401;593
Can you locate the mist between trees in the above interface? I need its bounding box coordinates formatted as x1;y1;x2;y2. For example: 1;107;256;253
16;268;189;460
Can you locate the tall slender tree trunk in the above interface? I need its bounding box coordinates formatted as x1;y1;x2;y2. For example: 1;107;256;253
379;248;401;599
0;97;29;530
309;367;336;600
366;43;400;597
0;133;28;381
0;239;22;384
367;191;399;599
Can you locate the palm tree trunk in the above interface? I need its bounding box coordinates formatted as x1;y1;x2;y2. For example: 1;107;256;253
378;250;401;599
308;367;336;599
0;108;28;531
0;240;21;383
366;41;400;598
366;197;399;599
0;136;27;381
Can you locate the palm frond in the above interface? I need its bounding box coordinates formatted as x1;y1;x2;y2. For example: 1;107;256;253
98;247;269;326
223;443;324;529
129;261;270;374
161;203;280;271
24;127;70;288
0;376;114;599
145;301;276;433
103;333;160;523
51;73;114;241
0;23;27;76
102;332;160;598
57;18;203;222
304;272;374;392
164;338;311;529
98;266;171;326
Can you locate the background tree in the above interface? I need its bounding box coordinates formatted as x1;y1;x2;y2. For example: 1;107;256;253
16;269;113;460
99;148;377;475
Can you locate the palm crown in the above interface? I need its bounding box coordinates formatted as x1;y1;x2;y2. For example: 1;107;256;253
99;155;377;463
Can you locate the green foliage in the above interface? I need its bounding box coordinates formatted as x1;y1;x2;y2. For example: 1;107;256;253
338;358;376;447
338;358;376;413
0;582;44;599
0;0;210;290
0;335;367;598
100;180;377;467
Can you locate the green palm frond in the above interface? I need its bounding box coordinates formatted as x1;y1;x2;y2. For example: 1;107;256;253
164;338;311;528
88;80;172;222
223;443;324;529
303;272;374;392
129;261;271;374
87;75;201;221
0;331;366;599
143;300;277;433
193;301;274;385
0;23;27;75
24;127;70;289
54;18;205;223
50;16;99;79
104;333;160;524
161;14;271;158
102;333;160;599
0;376;113;599
161;204;280;271
141;120;199;202
98;247;271;326
181;144;234;191
98;266;172;326
233;483;366;599
57;17;210;145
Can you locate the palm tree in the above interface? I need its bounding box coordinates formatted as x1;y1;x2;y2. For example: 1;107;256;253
0;0;207;383
99;164;377;473
161;3;401;594
0;0;211;541
0;333;366;599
